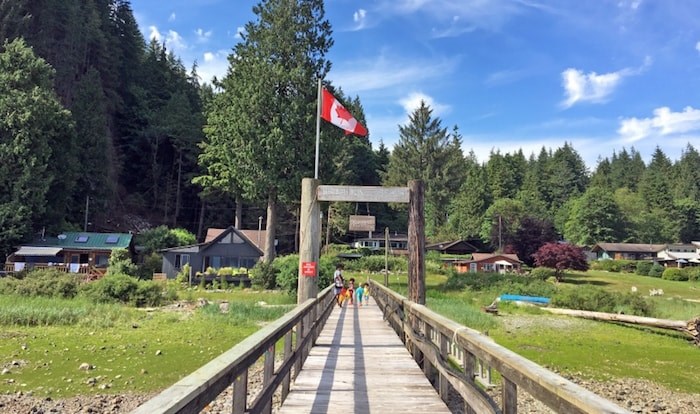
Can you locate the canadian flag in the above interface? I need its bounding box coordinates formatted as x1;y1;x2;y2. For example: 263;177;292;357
320;88;368;136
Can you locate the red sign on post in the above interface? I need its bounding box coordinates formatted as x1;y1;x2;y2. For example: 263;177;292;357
301;261;317;277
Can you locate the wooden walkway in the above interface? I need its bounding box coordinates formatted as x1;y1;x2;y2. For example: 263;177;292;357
277;299;452;414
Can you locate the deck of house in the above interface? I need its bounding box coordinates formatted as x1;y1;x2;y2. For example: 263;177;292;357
277;299;451;413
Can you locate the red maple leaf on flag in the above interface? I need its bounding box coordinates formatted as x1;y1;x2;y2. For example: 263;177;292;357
334;105;354;122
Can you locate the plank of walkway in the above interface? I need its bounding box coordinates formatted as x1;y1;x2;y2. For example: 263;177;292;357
278;300;451;414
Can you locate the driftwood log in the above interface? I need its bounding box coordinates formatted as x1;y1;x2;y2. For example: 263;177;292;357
541;307;700;345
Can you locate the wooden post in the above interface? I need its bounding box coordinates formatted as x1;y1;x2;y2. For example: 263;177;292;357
281;330;293;402
262;345;275;414
298;178;320;304
503;377;517;414
408;180;425;305
463;350;477;414
439;332;449;402
232;370;247;414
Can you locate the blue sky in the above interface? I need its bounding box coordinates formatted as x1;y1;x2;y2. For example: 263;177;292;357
132;0;700;170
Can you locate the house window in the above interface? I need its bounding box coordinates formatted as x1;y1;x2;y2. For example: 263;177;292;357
175;254;190;269
483;263;494;272
95;254;109;266
469;263;477;273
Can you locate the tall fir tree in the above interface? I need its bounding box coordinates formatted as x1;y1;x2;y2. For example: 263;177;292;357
198;0;333;262
0;39;75;255
383;101;465;236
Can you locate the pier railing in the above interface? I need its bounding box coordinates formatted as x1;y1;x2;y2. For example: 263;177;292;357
369;280;629;414
132;285;335;414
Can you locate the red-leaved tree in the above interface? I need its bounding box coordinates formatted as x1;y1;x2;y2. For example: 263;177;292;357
533;242;589;281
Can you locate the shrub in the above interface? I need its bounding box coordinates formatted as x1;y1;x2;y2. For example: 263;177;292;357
529;267;556;280
80;274;165;307
648;263;664;278
175;263;191;285
106;248;138;277
252;260;281;290
0;269;82;299
317;255;336;289
132;281;165;307
590;259;635;273
356;255;407;273
137;252;163;280
551;285;654;316
662;268;688;281
81;274;138;304
682;266;700;281
495;279;558;298
635;261;653;276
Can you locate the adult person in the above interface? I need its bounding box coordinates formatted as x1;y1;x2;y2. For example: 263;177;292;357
333;264;344;307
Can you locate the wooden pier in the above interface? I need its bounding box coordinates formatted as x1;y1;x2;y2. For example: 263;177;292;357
278;300;451;414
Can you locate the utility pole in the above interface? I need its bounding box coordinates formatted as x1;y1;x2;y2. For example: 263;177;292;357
84;196;90;232
384;226;389;287
498;215;502;252
325;205;331;253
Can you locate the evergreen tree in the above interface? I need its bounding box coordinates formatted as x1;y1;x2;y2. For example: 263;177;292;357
198;0;333;262
547;142;588;215
384;101;465;235
639;147;674;210
70;67;115;222
673;144;700;202
0;39;75;255
564;186;625;245
448;152;490;238
609;147;645;191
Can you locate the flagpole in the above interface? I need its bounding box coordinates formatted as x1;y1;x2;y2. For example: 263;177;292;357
314;78;321;179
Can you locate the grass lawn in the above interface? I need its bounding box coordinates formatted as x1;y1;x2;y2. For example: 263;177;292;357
0;290;295;398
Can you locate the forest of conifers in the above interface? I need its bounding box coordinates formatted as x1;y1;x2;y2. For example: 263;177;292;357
0;0;698;261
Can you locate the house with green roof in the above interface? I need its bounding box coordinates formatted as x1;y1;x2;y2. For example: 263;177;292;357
4;232;134;276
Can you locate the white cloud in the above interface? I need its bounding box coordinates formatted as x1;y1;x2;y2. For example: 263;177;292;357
618;106;700;142
485;68;529;86
148;25;161;42
195;28;213;42
399;92;450;117
375;0;538;36
165;30;186;51
234;26;245;39
197;50;230;85
329;54;458;94
696;41;700;54
168;12;176;22
560;58;651;108
560;68;623;108
353;9;367;30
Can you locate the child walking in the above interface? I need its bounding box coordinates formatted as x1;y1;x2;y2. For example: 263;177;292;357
355;283;364;306
347;278;355;305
